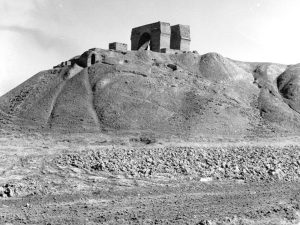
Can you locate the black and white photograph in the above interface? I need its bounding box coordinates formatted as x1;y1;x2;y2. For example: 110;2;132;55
0;0;300;224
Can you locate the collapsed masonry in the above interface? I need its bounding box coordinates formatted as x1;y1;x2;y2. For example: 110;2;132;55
54;21;191;68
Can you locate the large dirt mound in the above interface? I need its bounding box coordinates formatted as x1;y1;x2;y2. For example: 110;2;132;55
0;49;299;137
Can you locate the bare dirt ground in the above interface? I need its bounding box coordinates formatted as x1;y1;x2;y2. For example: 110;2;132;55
1;48;300;224
0;131;300;225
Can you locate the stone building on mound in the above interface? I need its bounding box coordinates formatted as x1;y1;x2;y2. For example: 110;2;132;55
54;21;191;68
131;21;191;53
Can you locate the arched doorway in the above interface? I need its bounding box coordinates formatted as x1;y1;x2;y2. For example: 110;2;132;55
138;33;152;50
91;54;96;65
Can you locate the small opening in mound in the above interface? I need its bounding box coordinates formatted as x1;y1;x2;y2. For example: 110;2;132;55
92;84;97;92
91;54;96;65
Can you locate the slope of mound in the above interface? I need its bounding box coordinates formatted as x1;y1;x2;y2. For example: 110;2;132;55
277;64;300;114
0;49;299;137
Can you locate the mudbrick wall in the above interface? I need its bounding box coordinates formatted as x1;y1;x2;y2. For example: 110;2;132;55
131;21;191;52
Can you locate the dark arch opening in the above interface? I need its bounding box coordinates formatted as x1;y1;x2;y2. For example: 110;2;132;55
91;54;96;65
138;33;152;50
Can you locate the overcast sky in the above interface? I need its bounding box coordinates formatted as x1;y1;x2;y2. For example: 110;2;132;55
1;0;300;96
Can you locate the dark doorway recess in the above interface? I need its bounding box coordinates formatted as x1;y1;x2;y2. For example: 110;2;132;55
91;54;96;64
138;33;152;50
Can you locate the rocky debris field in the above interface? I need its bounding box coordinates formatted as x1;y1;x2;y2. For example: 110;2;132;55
0;133;299;224
56;144;300;182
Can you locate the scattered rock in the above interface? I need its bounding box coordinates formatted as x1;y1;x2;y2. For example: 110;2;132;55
0;184;15;198
55;144;300;181
167;63;177;71
200;177;213;182
196;219;213;225
0;186;5;197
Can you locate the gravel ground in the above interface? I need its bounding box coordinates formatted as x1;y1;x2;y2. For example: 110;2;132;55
55;144;300;182
1;134;300;224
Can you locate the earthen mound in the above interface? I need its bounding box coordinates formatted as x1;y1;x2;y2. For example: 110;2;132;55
0;49;299;138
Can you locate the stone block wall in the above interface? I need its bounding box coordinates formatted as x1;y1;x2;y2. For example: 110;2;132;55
131;21;190;52
170;24;191;51
160;48;182;54
131;21;171;52
109;42;128;51
76;50;100;68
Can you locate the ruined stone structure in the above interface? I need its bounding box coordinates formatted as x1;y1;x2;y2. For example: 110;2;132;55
131;21;191;52
76;49;100;68
109;42;127;52
53;56;79;69
131;22;171;52
54;22;191;69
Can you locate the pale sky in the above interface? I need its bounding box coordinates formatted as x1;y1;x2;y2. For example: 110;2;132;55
1;0;300;96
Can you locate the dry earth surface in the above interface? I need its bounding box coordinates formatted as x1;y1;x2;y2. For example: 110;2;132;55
0;131;299;225
0;49;300;224
1;49;300;136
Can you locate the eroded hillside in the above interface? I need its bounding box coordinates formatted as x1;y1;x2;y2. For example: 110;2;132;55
0;49;299;138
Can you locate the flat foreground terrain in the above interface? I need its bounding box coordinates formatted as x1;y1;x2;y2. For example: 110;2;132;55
0;132;300;224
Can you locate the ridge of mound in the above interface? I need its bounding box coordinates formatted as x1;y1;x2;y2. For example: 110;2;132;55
277;64;300;114
0;49;300;138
